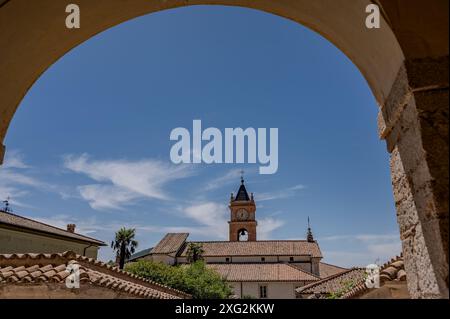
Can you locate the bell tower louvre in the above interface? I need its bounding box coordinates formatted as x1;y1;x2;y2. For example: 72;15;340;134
228;175;257;242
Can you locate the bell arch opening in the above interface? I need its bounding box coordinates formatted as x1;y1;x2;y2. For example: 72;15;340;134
238;229;249;242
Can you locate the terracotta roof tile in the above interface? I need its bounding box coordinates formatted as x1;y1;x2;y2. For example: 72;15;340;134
318;262;348;279
296;268;366;296
234;183;250;201
207;263;320;282
128;247;153;261
341;255;406;299
297;255;407;299
0;251;190;299
0;210;105;246
179;240;322;258
151;233;189;255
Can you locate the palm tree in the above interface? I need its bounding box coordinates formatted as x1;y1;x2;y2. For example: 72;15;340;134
111;227;138;269
186;242;204;263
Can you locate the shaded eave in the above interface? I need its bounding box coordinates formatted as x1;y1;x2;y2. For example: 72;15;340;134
0;222;106;246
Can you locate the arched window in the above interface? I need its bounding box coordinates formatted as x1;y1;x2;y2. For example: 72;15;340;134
238;229;249;241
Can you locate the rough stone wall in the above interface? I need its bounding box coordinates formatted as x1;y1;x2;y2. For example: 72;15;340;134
390;147;442;298
380;59;449;298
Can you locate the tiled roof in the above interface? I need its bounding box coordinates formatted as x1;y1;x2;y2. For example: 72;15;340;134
152;233;189;255
0;251;190;299
127;247;153;262
341;255;406;299
0;210;105;246
319;262;348;279
296;268;366;296
179;240;322;258
207;263;320;282
234;183;250;201
296;255;406;299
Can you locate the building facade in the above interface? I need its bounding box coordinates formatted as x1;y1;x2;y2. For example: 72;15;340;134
0;209;105;259
130;178;347;299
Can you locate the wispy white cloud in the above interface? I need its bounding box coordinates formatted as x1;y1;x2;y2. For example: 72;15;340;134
63;154;194;210
366;242;402;257
205;168;258;191
205;169;243;191
181;202;229;239
319;234;399;242
258;217;285;240
0;170;45;188
77;185;140;211
320;233;402;267
172;202;285;240
30;214;113;236
0;185;32;208
257;184;306;202
0;150;48;208
130;201;286;241
2;150;30;169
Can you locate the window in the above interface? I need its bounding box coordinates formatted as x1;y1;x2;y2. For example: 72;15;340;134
261;257;265;262
259;285;268;298
290;257;294;262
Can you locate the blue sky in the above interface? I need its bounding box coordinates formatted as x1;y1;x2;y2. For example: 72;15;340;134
0;6;401;266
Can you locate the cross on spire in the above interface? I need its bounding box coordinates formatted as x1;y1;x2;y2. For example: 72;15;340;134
233;171;250;201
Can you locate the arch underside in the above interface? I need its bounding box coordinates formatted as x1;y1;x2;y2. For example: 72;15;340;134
0;0;404;149
0;0;448;298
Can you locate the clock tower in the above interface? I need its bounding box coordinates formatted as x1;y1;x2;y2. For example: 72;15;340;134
229;176;257;242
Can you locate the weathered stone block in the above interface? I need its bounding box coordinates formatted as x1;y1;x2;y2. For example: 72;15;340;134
379;65;411;140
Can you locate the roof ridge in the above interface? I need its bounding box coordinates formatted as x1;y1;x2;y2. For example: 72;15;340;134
0;251;190;298
296;267;362;293
319;261;348;270
0;209;105;245
72;253;190;297
208;263;319;282
339;254;405;299
285;263;321;279
188;239;316;243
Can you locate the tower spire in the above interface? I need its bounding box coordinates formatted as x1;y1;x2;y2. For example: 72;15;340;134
233;171;250;201
307;216;314;242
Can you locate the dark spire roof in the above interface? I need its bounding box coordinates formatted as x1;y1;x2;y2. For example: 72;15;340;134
234;176;250;201
307;217;314;242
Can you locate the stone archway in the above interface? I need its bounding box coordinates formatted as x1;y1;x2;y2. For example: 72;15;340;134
0;0;447;298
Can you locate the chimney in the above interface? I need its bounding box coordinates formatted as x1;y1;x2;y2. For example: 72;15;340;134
67;224;76;233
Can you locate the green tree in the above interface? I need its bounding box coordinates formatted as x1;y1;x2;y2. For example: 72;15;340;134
125;260;232;299
186;242;205;263
111;227;138;269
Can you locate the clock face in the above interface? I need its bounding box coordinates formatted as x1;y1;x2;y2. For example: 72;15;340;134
237;209;249;220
